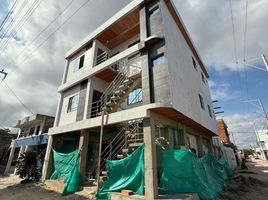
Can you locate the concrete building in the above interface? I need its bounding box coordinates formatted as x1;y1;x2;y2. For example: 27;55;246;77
4;114;54;175
216;119;231;144
0;129;17;174
256;129;268;160
42;0;217;198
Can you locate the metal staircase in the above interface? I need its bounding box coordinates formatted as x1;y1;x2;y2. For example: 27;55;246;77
99;119;144;176
90;60;142;117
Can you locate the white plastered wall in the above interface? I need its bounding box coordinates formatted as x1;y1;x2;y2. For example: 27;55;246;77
160;1;217;133
58;84;80;126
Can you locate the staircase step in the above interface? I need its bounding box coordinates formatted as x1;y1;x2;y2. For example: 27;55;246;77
129;143;144;147
117;154;124;159
118;84;129;90
102;106;111;112
102;171;108;176
123;79;133;85
115;90;125;96
111;95;120;101
106;101;115;107
122;149;129;154
128;138;144;142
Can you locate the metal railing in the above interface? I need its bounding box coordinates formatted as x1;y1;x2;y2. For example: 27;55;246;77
89;58;142;117
99;119;144;173
95;51;108;65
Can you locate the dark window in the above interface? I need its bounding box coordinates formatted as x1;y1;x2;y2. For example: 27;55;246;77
201;72;205;84
199;94;205;110
207;105;212;117
35;125;40;135
128;40;140;48
149;5;160;17
128;88;142;105
152;54;165;67
67;94;79;112
192;57;197;70
29;127;35;135
73;55;85;71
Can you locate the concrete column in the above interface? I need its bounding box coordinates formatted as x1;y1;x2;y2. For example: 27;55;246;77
83;79;91;120
143;116;158;199
197;134;203;157
61;60;69;84
78;130;90;179
54;93;63;127
139;4;151;105
13;146;26;175
4;146;16;175
42;135;54;181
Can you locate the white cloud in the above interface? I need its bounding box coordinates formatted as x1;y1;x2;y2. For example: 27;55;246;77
209;80;240;101
174;0;268;71
220;113;267;149
0;0;129;126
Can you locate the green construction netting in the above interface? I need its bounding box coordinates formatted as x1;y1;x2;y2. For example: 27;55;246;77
50;149;82;195
94;144;144;200
160;149;233;200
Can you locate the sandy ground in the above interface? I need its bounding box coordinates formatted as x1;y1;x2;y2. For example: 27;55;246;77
0;175;94;200
0;158;267;200
220;158;268;200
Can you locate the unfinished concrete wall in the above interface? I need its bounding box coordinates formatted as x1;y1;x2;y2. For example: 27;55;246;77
160;1;217;133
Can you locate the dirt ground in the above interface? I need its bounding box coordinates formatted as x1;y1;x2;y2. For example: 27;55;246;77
0;158;267;200
220;158;268;200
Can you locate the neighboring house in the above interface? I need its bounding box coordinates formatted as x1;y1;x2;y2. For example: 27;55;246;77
216;119;231;144
4;114;55;175
0;129;17;174
42;0;217;198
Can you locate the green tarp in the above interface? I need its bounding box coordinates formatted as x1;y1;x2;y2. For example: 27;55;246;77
95;144;144;200
50;149;82;195
160;149;232;200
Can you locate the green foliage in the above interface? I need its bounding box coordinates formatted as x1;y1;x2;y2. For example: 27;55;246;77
0;128;10;135
242;149;255;158
16;151;41;180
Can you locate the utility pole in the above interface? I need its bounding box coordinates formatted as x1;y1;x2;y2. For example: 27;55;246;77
258;98;268;128
253;123;266;161
0;69;8;80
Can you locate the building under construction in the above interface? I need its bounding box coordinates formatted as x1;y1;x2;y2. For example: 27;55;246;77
42;0;218;199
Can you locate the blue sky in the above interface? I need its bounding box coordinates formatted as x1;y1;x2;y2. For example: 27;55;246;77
0;0;268;149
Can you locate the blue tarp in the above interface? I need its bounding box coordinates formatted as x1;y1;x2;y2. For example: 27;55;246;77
10;134;49;148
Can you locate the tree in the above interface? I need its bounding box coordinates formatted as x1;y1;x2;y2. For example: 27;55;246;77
16;151;41;181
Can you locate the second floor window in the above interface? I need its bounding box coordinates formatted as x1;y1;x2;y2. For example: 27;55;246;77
67;94;79;112
128;88;142;105
207;104;212;117
192;57;197;70
152;54;166;67
73;55;85;72
201;72;205;84
199;94;205;110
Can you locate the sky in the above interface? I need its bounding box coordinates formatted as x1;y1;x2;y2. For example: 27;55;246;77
0;0;268;149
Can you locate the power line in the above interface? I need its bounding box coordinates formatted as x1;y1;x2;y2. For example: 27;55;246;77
0;0;20;33
3;80;34;114
3;0;91;74
0;0;29;42
0;0;44;51
2;0;75;70
229;0;238;64
243;0;248;62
